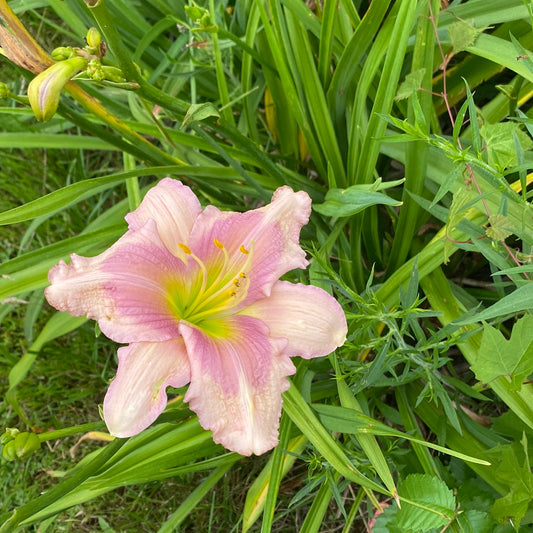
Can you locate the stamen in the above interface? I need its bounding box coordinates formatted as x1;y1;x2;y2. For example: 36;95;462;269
177;242;208;309
180;237;230;319
176;239;255;324
187;273;251;322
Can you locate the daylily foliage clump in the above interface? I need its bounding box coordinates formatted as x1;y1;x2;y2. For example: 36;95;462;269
45;179;347;455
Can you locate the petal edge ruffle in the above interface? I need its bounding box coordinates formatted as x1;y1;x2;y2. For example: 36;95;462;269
243;281;347;358
188;187;312;306
45;220;186;343
180;316;294;456
103;339;191;437
125;178;202;259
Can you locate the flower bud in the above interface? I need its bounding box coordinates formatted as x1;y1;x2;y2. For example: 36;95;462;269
13;432;41;459
86;58;105;81
51;46;75;61
0;427;19;444
0;83;10;99
200;13;212;28
185;5;204;21
85;27;102;51
28;56;88;121
2;440;17;461
101;65;126;83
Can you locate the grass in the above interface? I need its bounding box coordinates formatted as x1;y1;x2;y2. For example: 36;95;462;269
1;0;533;531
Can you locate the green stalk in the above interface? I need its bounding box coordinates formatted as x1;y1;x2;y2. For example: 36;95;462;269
242;435;307;532
85;0;141;83
375;208;486;309
332;353;398;500
241;2;261;142
260;414;291;533
0;2;167;168
38;422;106;442
387;0;440;272
299;477;334;533
317;0;337;88
65;81;186;167
156;456;239;533
87;0;188;117
282;382;388;495
342;488;365;533
209;0;234;126
123;152;141;211
395;387;440;476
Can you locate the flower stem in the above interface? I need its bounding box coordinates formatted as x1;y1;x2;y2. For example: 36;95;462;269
37;422;105;442
208;0;235;126
86;0;188;117
64;83;186;166
123;152;141;210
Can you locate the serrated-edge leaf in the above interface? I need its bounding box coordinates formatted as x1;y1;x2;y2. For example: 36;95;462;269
397;474;455;531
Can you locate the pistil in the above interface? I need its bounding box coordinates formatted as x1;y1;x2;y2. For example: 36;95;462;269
173;238;254;325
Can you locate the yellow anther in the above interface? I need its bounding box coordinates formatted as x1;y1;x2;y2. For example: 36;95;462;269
229;291;236;297
178;243;192;255
214;238;224;249
239;244;249;255
239;272;246;278
233;279;240;287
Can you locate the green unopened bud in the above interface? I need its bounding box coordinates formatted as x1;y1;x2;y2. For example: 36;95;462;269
200;13;212;28
0;83;10;99
101;65;126;83
0;428;19;444
185;5;204;21
85;27;101;51
2;440;17;461
28;56;88;121
86;58;105;81
13;432;41;459
51;46;76;61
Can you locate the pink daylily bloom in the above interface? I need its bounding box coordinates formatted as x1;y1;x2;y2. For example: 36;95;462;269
45;178;347;456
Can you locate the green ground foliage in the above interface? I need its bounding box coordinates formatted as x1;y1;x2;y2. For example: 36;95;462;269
1;0;533;531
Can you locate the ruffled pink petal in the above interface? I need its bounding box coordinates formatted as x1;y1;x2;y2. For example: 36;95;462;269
244;281;347;359
103;339;191;437
125;178;202;258
45;220;187;343
188;186;311;303
180;316;295;456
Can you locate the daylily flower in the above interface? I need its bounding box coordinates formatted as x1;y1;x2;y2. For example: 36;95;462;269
45;179;347;456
